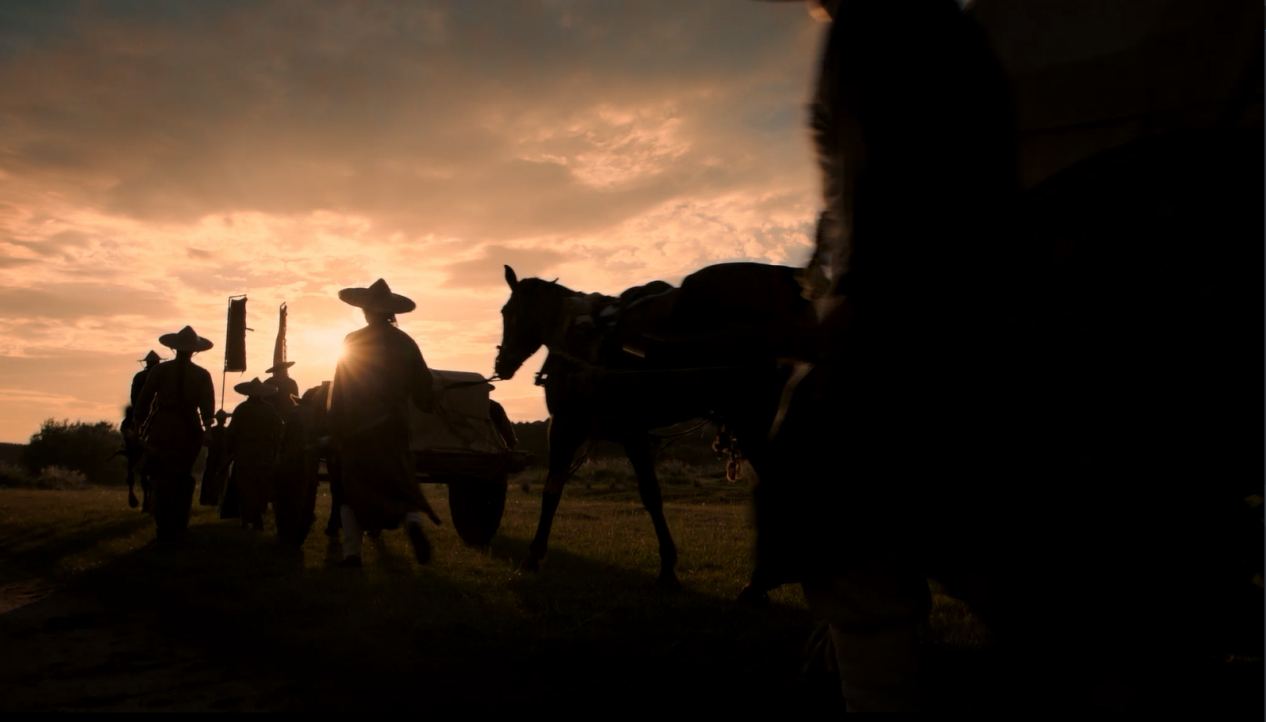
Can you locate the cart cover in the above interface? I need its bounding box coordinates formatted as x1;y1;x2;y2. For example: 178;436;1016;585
409;370;508;454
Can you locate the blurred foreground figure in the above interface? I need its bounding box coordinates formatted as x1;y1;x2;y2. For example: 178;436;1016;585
227;378;284;531
122;349;163;511
134;327;216;543
759;0;1261;712
326;279;440;568
198;409;231;506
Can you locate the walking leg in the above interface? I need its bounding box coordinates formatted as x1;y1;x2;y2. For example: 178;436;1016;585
520;418;583;573
174;475;195;539
339;504;363;565
404;511;432;565
141;474;153;513
325;456;343;536
625;435;679;590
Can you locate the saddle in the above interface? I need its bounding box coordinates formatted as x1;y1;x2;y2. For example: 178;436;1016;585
559;281;677;361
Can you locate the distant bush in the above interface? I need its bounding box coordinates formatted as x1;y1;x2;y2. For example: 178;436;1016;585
0;461;34;487
0;461;89;490
22;419;127;486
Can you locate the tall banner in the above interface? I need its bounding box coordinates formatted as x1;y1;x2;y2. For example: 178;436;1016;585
272;303;287;370
225;296;248;373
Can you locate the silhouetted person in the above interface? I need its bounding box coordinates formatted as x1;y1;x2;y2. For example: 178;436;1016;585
326;279;438;567
122;350;163;511
273;385;323;547
226;378;284;531
264;361;299;419
134;327;215;542
199;409;232;506
759;0;1262;712
753;0;1019;711
489;400;516;450
131;350;162;408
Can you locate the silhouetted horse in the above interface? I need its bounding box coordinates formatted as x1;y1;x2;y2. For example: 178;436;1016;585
495;262;814;590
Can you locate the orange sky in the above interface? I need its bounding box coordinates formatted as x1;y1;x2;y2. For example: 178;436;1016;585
0;1;824;442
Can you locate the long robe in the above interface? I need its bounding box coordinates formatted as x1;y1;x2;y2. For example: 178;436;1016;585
272;398;319;546
226;397;283;526
199;423;229;506
326;321;435;532
134;358;215;539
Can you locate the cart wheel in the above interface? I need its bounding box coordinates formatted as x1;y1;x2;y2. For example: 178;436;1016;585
448;476;507;547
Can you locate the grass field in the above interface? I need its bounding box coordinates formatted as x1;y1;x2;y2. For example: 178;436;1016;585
0;465;1259;713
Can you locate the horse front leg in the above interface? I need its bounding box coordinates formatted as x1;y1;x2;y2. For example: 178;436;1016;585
126;468;139;509
625;435;680;590
520;417;584;573
140;474;153;514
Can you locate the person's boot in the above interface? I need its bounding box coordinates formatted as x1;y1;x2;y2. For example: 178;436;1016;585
407;522;432;565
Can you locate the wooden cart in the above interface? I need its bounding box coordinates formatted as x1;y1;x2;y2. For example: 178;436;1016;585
409;370;530;546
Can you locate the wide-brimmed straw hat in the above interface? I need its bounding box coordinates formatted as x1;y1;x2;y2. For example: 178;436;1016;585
338;278;416;314
234;377;278;397
159;326;214;353
139;350;162;364
266;361;296;374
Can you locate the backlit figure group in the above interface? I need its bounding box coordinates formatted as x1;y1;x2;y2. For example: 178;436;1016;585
126;279;438;565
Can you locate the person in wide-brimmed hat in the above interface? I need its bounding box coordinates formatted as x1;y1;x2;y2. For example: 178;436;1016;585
122;349;166;513
133;326;216;542
223;378;283;530
264;360;299;417
326;278;439;567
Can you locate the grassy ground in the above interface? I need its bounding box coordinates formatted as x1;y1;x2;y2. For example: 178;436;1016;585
0;467;1260;713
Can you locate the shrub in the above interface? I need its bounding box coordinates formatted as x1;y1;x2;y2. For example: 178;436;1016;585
34;466;89;490
0;461;35;488
0;461;89;490
23;418;127;486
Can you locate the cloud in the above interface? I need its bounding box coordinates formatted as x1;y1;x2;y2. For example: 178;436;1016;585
0;0;825;440
442;244;567;289
0;253;37;268
0;283;169;321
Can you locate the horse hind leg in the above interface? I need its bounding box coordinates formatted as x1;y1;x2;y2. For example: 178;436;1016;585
625;436;680;591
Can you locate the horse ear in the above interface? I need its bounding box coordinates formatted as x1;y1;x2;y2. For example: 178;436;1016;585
504;265;518;289
549;278;558;284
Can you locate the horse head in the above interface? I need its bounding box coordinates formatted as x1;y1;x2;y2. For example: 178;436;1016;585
495;265;574;380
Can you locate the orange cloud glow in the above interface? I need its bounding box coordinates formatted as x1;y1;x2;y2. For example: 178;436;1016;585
0;1;822;441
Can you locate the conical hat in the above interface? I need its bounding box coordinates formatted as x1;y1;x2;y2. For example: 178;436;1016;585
234;377;278;397
265;361;296;374
159;326;214;353
338;278;416;314
139;350;162;364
